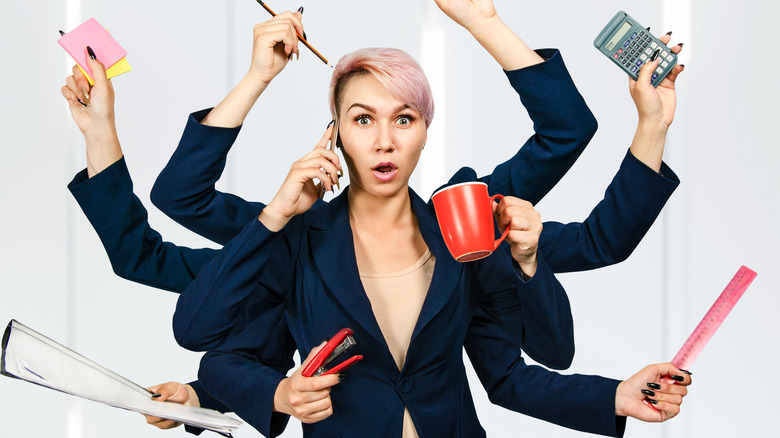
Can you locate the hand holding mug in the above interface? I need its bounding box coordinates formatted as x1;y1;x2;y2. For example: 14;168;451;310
494;196;542;277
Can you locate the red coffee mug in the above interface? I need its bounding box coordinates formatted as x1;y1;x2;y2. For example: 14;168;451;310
431;182;508;262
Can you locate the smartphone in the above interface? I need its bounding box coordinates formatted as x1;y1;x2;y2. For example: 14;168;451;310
594;11;677;87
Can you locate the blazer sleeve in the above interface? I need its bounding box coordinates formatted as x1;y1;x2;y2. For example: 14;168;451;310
68;158;217;292
539;149;680;273
197;295;297;438
173;214;295;351
473;48;598;205
151;109;264;246
476;249;574;370
464;309;626;438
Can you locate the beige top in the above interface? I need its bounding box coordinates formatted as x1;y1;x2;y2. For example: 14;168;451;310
360;249;435;438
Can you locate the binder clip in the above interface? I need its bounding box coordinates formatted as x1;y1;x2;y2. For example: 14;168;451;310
302;328;363;377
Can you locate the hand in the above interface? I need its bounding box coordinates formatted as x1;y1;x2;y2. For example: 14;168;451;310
60;58;116;138
615;363;692;422
494;196;542;277
260;125;340;231
434;0;498;32
247;10;305;86
273;342;341;424
144;382;200;430
629;33;686;130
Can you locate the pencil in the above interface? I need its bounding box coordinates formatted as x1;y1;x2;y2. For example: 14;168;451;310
255;0;332;67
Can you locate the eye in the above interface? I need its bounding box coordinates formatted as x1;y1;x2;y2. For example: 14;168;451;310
396;114;415;126
355;115;372;126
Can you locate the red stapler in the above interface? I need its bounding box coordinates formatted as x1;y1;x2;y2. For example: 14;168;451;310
302;328;363;377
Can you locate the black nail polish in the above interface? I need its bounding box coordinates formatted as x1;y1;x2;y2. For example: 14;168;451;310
645;398;658;405
77;98;87;107
671;375;685;382
59;30;65;36
337;374;344;382
327;120;335;129
650;48;660;61
666;31;673;36
297;6;304;14
641;389;656;396
303;31;308;40
679;369;692;375
677;43;684;47
679;64;685;68
151;393;162;398
647;382;661;390
645;27;650;31
87;46;97;60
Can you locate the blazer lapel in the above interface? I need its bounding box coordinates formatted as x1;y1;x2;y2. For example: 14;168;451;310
308;189;388;349
408;191;463;341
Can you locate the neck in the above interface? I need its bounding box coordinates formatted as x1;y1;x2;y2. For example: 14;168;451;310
347;185;415;229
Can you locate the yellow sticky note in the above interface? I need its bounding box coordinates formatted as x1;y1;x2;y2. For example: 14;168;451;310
77;57;132;85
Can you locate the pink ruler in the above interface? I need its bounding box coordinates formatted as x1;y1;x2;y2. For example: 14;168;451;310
671;265;757;370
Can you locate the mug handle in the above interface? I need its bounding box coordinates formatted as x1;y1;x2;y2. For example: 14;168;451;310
490;194;509;251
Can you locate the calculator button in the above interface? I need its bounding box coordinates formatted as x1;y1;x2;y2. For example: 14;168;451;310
656;67;664;74
623;40;630;48
652;73;659;80
650;41;658;49
631;32;637;39
661;61;669;68
636;60;643;66
640;54;648;61
645;48;653;55
631;66;638;73
666;55;674;62
661;50;669;58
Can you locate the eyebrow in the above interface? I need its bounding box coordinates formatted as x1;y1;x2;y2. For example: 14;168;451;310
346;103;411;114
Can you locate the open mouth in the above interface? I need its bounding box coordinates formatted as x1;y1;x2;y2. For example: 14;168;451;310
372;162;398;181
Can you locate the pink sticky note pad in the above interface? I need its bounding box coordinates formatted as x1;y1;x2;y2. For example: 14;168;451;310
58;18;127;80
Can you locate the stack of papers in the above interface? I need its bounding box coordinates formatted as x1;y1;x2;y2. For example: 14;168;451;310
1;319;241;436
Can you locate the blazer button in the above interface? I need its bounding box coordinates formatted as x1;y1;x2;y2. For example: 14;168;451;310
398;377;414;394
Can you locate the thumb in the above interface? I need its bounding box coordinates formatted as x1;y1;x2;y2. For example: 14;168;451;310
637;57;659;87
86;46;108;85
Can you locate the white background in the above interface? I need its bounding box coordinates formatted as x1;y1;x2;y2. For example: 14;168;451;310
1;1;778;437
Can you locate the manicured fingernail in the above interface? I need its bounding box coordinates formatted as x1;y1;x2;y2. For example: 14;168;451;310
303;31;308;41
337;374;345;382
645;398;658;405
666;31;673;36
327;120;335;128
679;369;692;375
641;389;656;396
87;46;97;60
647;382;661;390
677;43;684;47
679;64;685;68
59;30;65;36
151;393;161;398
77;98;87;107
645;27;651;31
296;51;300;60
650;49;661;61
297;6;304;14
671;375;685;382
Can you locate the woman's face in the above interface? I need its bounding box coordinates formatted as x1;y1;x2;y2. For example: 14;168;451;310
337;73;427;199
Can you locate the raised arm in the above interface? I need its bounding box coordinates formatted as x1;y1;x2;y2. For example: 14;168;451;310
151;11;305;244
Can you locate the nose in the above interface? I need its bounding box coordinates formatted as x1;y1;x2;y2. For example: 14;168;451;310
375;123;395;153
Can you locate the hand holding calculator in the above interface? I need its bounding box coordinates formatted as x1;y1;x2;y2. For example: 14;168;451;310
594;11;678;87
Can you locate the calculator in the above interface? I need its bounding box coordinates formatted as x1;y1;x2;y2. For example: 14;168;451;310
594;11;677;87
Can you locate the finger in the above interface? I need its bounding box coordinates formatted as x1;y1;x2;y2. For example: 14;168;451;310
293;158;339;188
276;10;305;42
301;374;341;392
65;75;81;97
670;43;683;54
71;64;91;91
663;64;685;83
61;85;82;106
659;32;672;45
315;125;335;149
301;405;334;424
299;341;328;371
651;399;681;420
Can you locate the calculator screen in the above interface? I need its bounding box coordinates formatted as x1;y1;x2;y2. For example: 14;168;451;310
605;21;632;51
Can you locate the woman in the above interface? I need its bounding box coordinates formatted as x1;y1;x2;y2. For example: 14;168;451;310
170;3;689;438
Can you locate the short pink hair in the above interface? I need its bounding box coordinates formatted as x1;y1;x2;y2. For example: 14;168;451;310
329;48;434;128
